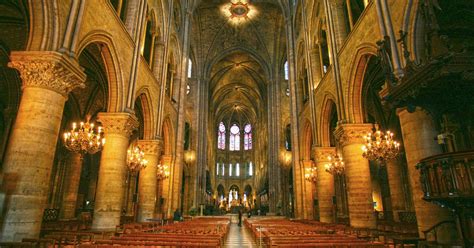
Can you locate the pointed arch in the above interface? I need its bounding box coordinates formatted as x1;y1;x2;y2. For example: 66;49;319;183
346;44;378;123
320;94;338;147
26;0;60;51
162;116;175;156
76;31;125;112
302;119;313;160
135;87;155;140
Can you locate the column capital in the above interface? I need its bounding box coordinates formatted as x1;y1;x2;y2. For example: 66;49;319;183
309;48;320;56
97;112;139;137
312;146;336;162
155;41;165;48
137;139;163;155
334;123;373;147
8;51;86;97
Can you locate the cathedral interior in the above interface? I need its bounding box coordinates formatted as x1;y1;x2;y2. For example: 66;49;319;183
0;0;473;247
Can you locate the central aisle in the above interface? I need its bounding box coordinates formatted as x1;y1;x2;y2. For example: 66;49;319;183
225;223;258;247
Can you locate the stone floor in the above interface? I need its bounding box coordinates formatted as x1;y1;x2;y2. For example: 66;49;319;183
225;223;259;247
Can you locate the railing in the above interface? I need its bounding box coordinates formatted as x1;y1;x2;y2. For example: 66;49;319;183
417;150;474;247
416;150;474;201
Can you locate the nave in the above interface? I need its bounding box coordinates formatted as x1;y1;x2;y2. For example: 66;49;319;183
0;216;423;247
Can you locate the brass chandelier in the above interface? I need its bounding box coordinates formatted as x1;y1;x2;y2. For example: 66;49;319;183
127;146;148;173
63;118;105;155
325;154;345;175
156;163;170;180
362;126;400;163
304;166;318;183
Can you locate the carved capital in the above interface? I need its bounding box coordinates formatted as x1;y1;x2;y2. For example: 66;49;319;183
97;112;139;137
309;48;321;57
312;146;336;163
8;51;86;97
334;124;373;147
137;139;163;156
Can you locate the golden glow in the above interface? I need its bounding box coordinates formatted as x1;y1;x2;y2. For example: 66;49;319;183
157;163;170;180
63;118;105;155
325;154;345;175
220;0;258;25
127;146;148;173
304;166;317;183
362;127;400;163
184;149;196;164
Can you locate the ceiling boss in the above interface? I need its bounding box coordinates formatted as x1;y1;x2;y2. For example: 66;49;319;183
221;0;257;25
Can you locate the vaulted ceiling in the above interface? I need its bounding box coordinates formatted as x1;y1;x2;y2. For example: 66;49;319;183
192;0;286;126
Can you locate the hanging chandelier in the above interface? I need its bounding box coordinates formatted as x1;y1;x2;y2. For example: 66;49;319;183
127;146;148;173
362;126;400;163
325;154;345;175
63;118;105;155
157;163;170;180
304;166;318;183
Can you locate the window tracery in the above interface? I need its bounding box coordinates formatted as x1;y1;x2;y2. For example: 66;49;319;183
229;124;240;151
244;124;252;150
218;122;226;150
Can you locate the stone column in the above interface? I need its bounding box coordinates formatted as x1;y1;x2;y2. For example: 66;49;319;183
309;48;323;87
397;107;453;237
92;112;138;230
385;158;406;221
152;42;165;79
302;160;315;220
161;155;173;218
0;51;85;241
0;107;16;164
329;0;349;50
61;152;83;219
335;124;376;229
137;139;162;222
125;174;137;216
313;146;336;223
124;0;144;40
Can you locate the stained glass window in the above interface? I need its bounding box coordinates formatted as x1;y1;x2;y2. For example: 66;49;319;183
244;124;252;150
236;163;240;176
218;122;226;150
187;59;192;78
284;61;289;80
249;162;253;176
229;124;240;151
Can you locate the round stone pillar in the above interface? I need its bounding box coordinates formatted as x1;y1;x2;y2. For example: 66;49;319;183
335;124;376;229
136;139;162;222
0;51;85;241
61;152;83;219
329;0;350;50
397;107;453;237
92;112;138;230
302;160;315;220
160;155;173;218
385;158;406;221
313;146;336;223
